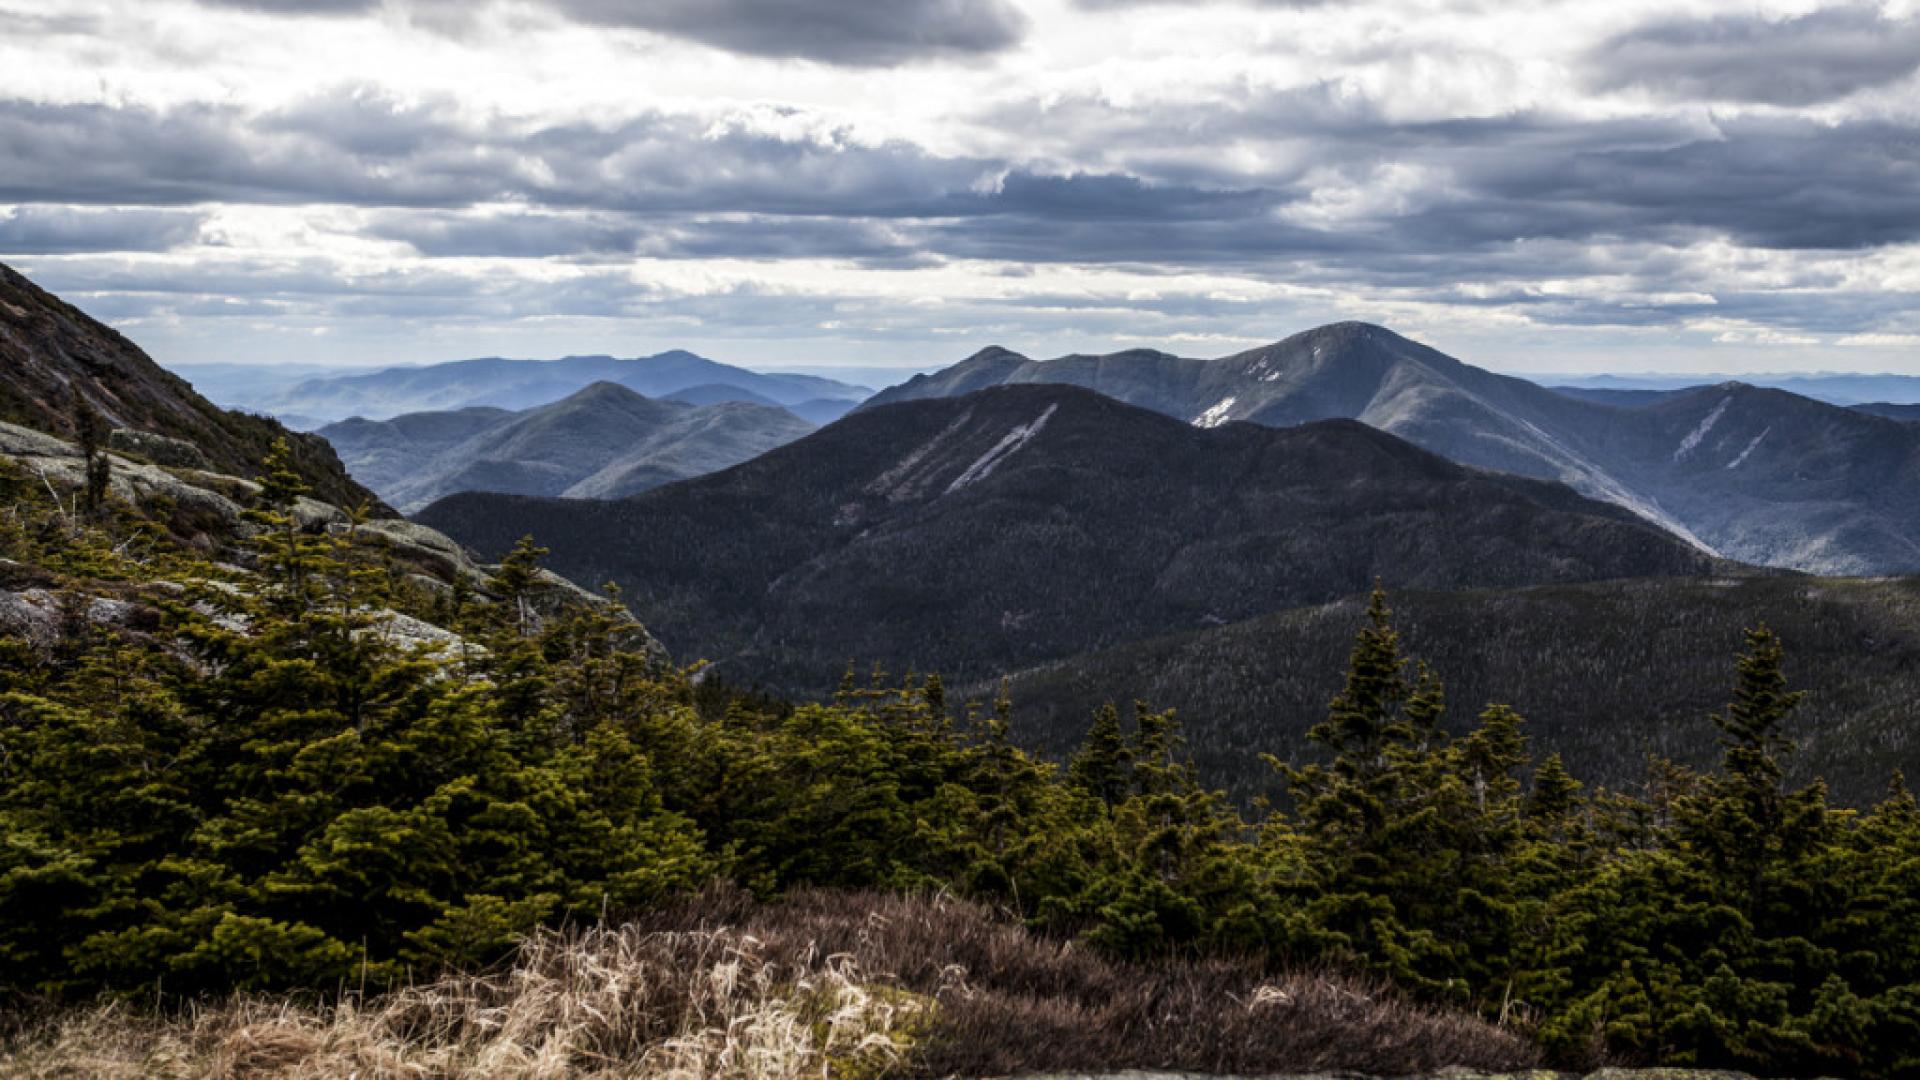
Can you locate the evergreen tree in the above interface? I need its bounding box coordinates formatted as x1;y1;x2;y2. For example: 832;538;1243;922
1067;703;1132;808
69;387;111;518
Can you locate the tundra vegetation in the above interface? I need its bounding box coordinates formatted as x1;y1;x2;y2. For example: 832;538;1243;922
2;444;1917;1078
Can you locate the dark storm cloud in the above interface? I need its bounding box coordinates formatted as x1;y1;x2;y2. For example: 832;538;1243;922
1447;117;1920;251
0;207;208;254
1587;4;1920;105
7;78;1920;312
543;0;1029;66
178;0;1030;64
0;93;994;213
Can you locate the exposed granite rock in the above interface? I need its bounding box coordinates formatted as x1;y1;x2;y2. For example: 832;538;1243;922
109;428;212;471
0;418;668;663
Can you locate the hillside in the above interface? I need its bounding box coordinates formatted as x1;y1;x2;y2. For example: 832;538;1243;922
419;385;1721;690
987;576;1920;806
321;382;816;511
866;324;1920;574
1856;402;1920;422
258;348;870;423
0;262;379;509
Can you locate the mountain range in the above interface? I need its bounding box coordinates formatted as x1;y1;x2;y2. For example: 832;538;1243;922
1545;371;1920;406
8;258;1920;807
241;350;871;425
864;323;1920;574
0;262;376;509
1855;402;1920;422
418;384;1723;690
320;382;816;512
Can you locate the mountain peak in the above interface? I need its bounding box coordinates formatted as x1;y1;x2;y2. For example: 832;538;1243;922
562;380;654;405
963;345;1027;364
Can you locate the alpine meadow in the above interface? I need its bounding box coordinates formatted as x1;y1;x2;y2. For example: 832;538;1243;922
5;1;1920;1078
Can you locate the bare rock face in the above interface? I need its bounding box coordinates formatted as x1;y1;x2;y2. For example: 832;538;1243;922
109;428;212;471
0;419;669;663
0;588;147;647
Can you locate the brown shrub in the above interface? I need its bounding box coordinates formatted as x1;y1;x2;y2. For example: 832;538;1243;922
0;888;1536;1078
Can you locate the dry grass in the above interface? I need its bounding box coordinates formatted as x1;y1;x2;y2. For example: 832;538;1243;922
0;889;1536;1079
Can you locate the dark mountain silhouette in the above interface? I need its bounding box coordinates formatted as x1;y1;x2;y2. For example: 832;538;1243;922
1855;402;1920;422
0;262;378;509
418;385;1721;690
865;323;1920;573
321;382;815;512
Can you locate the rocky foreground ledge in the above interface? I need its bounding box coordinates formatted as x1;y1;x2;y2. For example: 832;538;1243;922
1024;1071;1776;1080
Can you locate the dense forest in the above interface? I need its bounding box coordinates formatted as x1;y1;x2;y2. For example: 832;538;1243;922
993;577;1920;805
4;442;1920;1076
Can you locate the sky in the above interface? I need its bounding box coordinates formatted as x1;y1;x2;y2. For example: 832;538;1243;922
2;0;1919;376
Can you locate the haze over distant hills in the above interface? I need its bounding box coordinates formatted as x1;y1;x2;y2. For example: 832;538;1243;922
215;350;872;426
321;381;816;512
419;384;1721;691
865;323;1920;575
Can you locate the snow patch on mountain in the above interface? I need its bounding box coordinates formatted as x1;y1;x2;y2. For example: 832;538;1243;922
1193;397;1237;428
867;408;974;502
946;404;1058;494
1728;427;1770;470
1675;397;1731;461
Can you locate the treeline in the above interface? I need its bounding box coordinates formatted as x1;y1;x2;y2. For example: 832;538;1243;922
2;446;1918;1076
997;577;1920;805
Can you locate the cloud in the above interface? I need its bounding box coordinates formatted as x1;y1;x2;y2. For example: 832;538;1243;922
192;0;381;12
1586;4;1920;105
0;206;209;254
1073;0;1329;6
549;0;1030;65
0;93;994;213
366;209;934;266
181;0;1031;64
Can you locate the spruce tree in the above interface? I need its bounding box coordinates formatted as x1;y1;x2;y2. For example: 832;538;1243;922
69;387;111;518
1068;703;1132;808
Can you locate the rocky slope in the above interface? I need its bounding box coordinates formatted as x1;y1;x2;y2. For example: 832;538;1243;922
866;324;1920;574
419;384;1723;690
320;382;817;511
0;417;662;659
0;262;380;510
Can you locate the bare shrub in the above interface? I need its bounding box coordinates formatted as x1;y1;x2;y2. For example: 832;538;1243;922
0;888;1534;1078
